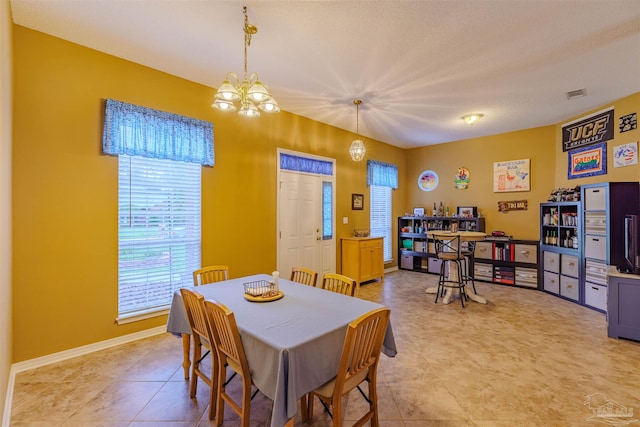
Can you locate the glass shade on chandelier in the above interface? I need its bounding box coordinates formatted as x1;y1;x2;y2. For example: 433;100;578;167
211;7;280;117
349;99;366;161
350;139;366;161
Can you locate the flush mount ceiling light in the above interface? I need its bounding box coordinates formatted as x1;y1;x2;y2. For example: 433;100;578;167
461;113;484;125
211;6;279;117
349;99;366;161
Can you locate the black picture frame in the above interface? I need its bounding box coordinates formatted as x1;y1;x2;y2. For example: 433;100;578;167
352;194;364;210
457;206;477;217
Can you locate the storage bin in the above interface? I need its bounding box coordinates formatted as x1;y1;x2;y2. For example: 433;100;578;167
584;213;607;234
474;262;493;281
429;258;447;276
515;267;538;288
560;275;579;301
474;241;493;260
514;244;537;264
585;282;607;311
543;271;560;294
584;235;607;261
585;259;608;286
584;186;607;210
561;254;579;277
543;251;560;273
400;254;413;269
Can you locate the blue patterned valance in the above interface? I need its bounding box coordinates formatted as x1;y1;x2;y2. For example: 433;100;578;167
367;160;398;188
280;153;333;175
102;99;214;166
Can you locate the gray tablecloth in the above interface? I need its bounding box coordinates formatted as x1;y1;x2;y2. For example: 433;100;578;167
166;274;396;427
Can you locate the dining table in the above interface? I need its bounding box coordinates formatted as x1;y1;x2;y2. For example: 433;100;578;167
166;273;397;427
425;231;488;304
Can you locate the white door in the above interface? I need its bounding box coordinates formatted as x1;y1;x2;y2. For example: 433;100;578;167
278;170;335;276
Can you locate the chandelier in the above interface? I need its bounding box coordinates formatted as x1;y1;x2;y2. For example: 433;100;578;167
349;99;366;161
211;7;279;117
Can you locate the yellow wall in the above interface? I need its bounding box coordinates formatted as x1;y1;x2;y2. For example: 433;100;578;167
404;92;640;240
405;127;556;240
11;26;406;362
1;0;13;420
11;24;640;363
553;94;640;187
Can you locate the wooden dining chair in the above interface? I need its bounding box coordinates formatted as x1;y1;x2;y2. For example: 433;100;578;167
193;265;230;286
321;273;356;297
182;265;231;379
203;299;259;427
180;288;218;420
302;307;391;427
290;266;318;287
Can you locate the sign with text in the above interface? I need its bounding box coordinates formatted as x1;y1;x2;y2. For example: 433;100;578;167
562;107;614;151
497;200;528;213
493;159;530;192
568;142;607;179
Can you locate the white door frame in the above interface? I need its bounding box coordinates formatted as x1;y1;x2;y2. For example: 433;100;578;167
276;148;336;275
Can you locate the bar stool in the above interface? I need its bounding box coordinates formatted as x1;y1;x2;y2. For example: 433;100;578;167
461;241;478;294
433;233;468;308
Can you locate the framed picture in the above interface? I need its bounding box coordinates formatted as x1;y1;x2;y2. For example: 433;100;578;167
352;193;364;210
568;142;607;179
493;159;530;192
457;206;477;218
413;207;425;216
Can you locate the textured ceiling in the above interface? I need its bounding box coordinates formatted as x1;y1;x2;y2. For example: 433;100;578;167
10;0;640;148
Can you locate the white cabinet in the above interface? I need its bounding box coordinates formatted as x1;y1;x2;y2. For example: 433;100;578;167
581;182;640;313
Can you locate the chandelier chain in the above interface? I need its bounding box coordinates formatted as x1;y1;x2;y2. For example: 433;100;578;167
354;99;362;136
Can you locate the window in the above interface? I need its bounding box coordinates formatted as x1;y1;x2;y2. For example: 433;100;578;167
102;99;213;321
368;160;398;262
370;185;392;261
117;155;201;318
322;181;333;239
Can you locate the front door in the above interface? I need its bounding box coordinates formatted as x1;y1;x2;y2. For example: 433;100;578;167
278;171;323;275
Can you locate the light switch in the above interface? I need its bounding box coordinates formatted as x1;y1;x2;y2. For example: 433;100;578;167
343;216;349;224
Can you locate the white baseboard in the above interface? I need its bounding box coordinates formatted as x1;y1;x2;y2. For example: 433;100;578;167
2;326;166;427
384;266;399;274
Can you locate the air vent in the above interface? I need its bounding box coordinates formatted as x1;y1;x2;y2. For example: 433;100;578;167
566;88;587;100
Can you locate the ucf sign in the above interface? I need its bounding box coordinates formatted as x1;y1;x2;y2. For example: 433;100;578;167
562;107;614;152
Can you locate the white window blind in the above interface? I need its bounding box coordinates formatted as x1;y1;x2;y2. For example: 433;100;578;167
370;185;392;261
118;155;201;318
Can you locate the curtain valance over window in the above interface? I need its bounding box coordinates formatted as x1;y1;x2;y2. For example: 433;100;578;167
367;160;398;189
103;99;214;166
280;153;333;175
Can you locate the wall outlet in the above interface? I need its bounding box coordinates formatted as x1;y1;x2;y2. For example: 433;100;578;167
343;216;349;224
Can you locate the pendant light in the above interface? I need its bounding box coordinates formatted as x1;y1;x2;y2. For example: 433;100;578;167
349;99;366;161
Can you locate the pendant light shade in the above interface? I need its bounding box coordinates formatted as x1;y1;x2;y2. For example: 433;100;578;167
350;99;366;161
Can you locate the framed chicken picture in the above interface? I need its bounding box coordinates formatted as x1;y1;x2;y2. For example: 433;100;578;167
493;159;530;192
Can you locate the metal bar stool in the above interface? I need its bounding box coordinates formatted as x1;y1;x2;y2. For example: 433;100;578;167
461;241;478;294
433;233;468;308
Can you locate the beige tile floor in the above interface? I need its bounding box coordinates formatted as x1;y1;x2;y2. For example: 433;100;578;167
10;270;640;426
